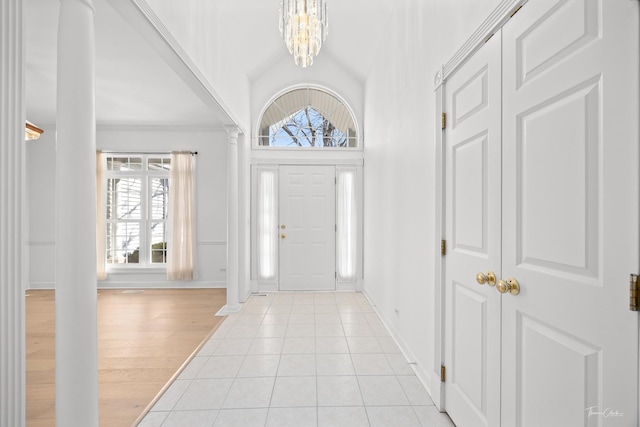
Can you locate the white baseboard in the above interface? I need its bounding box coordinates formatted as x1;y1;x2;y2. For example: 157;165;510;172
215;304;243;316
257;283;278;293
256;282;359;293
336;281;357;291
98;281;226;289
250;279;259;293
28;281;227;290
28;282;55;290
362;289;443;410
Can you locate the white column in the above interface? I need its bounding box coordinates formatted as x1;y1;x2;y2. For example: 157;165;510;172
0;1;26;425
238;133;251;301
56;0;99;426
217;126;242;315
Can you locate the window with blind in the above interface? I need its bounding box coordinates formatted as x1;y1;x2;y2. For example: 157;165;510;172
258;88;358;148
105;155;170;267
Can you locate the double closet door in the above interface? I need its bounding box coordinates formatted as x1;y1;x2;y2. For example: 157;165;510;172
444;0;639;426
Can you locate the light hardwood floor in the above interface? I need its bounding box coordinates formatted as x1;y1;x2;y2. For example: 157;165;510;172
26;288;226;427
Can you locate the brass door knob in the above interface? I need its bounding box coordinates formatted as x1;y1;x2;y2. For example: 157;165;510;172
476;271;496;286
281;234;286;239
497;278;520;295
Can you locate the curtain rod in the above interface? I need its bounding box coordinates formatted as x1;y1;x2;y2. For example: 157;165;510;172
100;151;198;155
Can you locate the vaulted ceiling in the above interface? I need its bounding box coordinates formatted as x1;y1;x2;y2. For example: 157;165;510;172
25;0;394;128
215;0;393;83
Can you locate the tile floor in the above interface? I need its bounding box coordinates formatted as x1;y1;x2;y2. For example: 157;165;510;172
138;292;456;427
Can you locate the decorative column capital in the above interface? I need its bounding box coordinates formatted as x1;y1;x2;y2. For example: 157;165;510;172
224;125;240;144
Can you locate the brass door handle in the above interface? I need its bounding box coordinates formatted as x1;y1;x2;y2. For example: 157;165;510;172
476;271;496;287
497;278;520;295
281;234;286;239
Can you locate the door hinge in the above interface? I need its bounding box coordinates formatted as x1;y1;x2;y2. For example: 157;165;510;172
441;113;447;130
631;274;639;311
441;365;446;382
441;239;447;256
510;4;524;18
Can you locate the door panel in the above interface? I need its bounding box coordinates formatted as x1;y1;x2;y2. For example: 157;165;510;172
502;0;639;425
515;0;599;89
516;78;600;279
445;32;502;427
518;314;600;427
452;283;489;410
279;166;336;291
454;132;488;253
452;66;489;128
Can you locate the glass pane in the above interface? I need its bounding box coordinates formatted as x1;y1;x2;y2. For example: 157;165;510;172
257;169;277;281
148;157;171;171
106;223;116;264
128;157;143;171
259;88;357;148
106;179;115;220
150;178;169;220
106;222;140;264
150;222;166;264
107;156;142;171
337;169;357;281
268;107;351;147
106;178;141;220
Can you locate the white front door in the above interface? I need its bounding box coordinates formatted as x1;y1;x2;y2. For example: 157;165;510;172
444;31;502;427
501;0;639;425
279;165;336;291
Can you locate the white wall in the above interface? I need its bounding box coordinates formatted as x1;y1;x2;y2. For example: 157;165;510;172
144;0;252;131
27;127;229;289
362;0;501;397
27;128;56;290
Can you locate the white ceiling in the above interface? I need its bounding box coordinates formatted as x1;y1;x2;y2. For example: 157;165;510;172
25;0;394;128
216;0;394;83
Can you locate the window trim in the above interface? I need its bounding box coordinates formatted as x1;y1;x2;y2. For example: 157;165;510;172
254;85;362;151
104;153;171;270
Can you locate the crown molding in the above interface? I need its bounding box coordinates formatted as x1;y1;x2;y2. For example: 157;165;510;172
434;0;528;89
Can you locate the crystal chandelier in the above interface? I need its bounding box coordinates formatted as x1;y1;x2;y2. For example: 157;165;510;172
25;121;44;141
279;0;328;68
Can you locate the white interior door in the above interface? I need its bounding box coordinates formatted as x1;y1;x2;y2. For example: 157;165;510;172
444;32;502;427
501;0;639;425
279;165;336;291
445;1;639;425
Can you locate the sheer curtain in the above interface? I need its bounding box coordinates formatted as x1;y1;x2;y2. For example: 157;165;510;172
337;166;357;282
96;151;107;280
256;166;278;282
167;152;197;281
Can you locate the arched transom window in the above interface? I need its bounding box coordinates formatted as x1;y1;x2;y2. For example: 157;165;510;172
259;88;358;148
